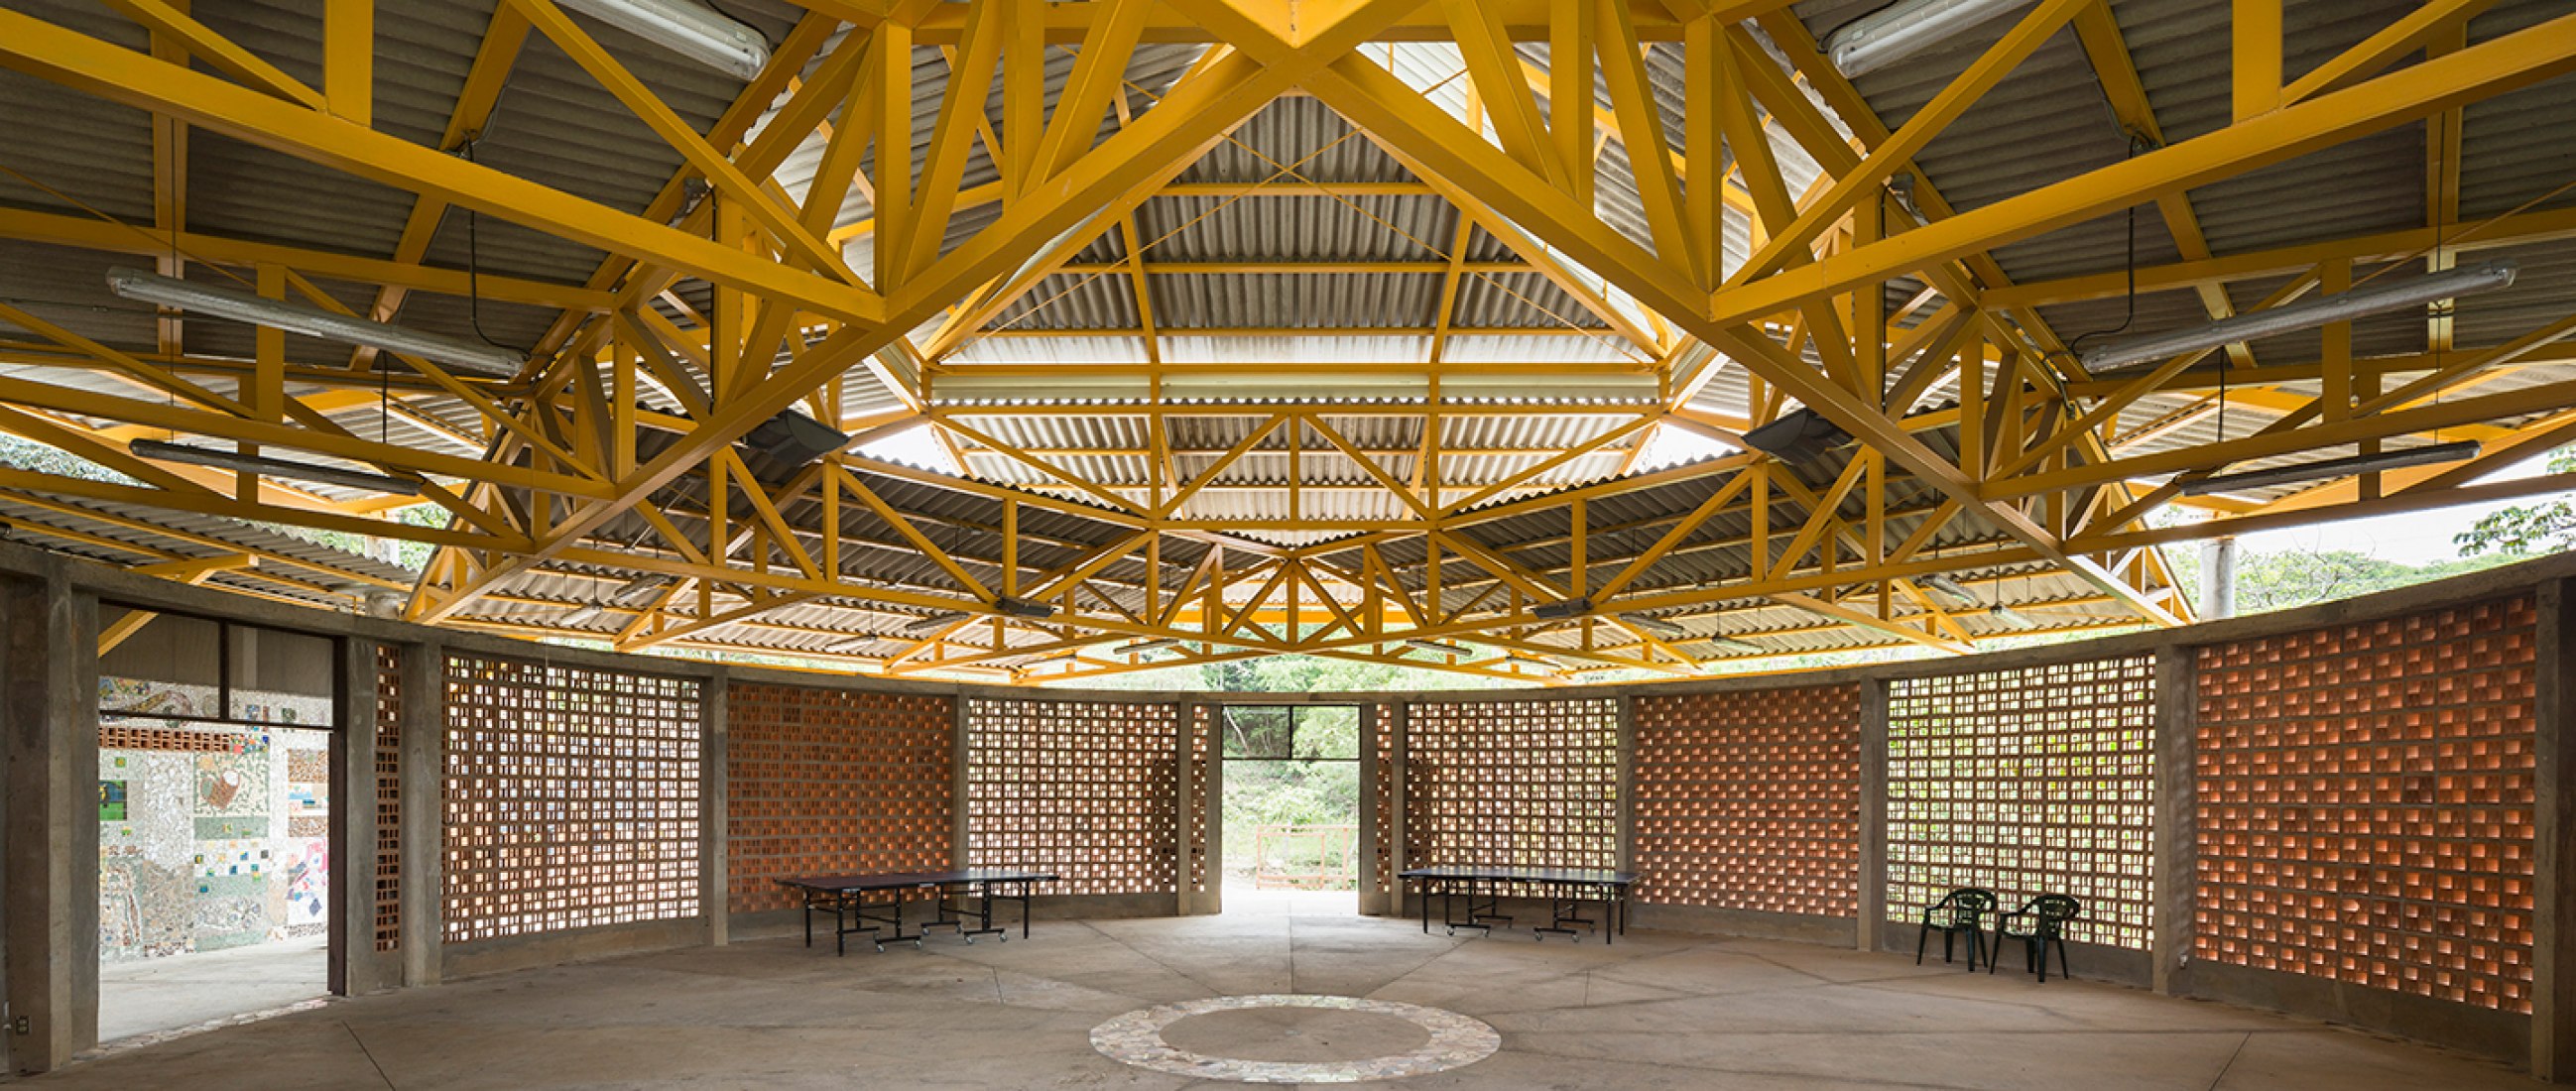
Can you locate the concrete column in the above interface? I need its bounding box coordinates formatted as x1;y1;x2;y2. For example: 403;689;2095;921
699;667;729;945
1;574;97;1074
1389;702;1409;918
2151;645;2200;997
333;638;393;996
2199;537;2238;621
2534;580;2574;1081
1614;696;1637;877
397;641;443;987
1857;679;1889;952
1356;704;1382;916
1202;714;1224;916
1175;699;1199;916
950;695;971;870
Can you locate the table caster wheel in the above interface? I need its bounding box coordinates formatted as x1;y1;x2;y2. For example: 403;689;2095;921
872;944;886;954
914;939;924;949
997;935;1008;943
963;937;975;944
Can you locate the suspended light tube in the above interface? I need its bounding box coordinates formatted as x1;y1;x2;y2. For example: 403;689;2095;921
2178;440;2482;497
1117;638;1181;656
903;611;970;636
559;602;609;626
1921;574;1979;607
1503;655;1562;672
993;594;1054;619
1618;613;1689;639
2079;261;2518;373
825;636;877;656
609;574;671;604
107;268;528;379
1824;0;2036;78
1699;636;1765;655
1532;596;1593;621
1988;604;2033;629
129;439;423;497
557;0;771;80
1404;639;1466;657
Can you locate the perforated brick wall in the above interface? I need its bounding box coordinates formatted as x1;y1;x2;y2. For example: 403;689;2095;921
964;697;1178;897
1635;685;1862;915
373;644;402;953
95;724;232;752
1887;657;2156;949
1404;698;1620;876
2195;596;2538;1013
442;654;703;943
725;682;954;913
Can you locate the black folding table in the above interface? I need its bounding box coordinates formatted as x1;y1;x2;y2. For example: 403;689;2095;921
774;869;1057;954
1399;865;1636;945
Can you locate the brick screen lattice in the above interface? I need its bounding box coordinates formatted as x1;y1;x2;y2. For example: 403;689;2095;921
442;654;703;943
724;682;953;913
2195;596;2538;1013
1404;698;1620;878
373;644;402;953
1368;703;1397;899
1634;685;1862;916
964;697;1178;897
1887;657;2156;949
97;724;232;752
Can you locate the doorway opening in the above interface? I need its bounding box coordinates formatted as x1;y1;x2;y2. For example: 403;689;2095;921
1218;705;1361;917
96;614;338;1045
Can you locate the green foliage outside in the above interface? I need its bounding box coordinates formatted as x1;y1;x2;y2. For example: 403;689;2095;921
2163;543;2519;616
2455;445;2576;558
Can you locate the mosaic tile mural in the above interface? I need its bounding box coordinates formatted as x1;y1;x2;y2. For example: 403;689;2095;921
97;676;334;961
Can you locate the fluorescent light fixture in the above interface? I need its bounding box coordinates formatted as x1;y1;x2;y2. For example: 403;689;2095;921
1825;0;2034;77
994;594;1054;619
559;602;608;626
1503;655;1562;672
2079;261;2517;373
130;439;423;497
1618;613;1688;640
1532;596;1593;621
1117;638;1181;656
825;636;876;655
609;574;671;604
2179;440;2481;496
903;611;970;636
557;0;771;80
1404;638;1466;657
107;267;527;379
1699;636;1764;655
1988;604;2033;629
1921;574;1979;606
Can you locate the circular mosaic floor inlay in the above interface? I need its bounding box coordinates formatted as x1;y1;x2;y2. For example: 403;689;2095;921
1090;994;1500;1084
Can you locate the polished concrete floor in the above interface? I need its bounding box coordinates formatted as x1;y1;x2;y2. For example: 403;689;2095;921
28;909;2534;1089
97;933;328;1044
